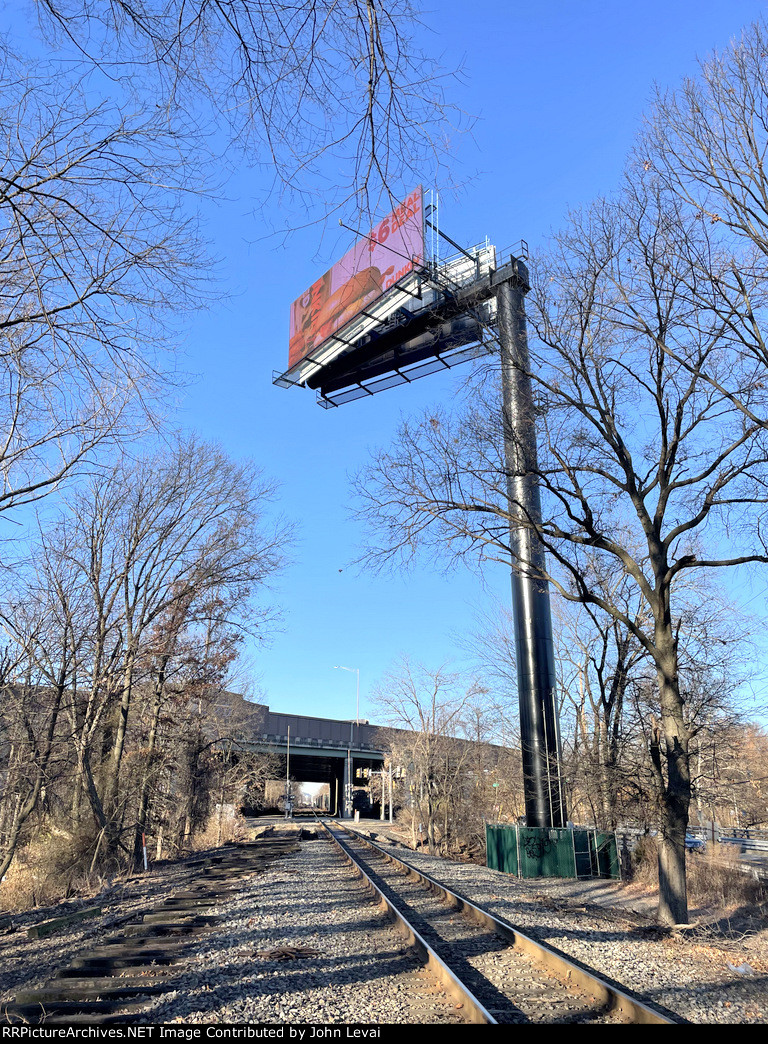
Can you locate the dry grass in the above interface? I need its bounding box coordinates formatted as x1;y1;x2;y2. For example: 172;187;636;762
192;805;247;850
0;827;106;912
632;836;767;912
2;809;248;913
687;848;767;910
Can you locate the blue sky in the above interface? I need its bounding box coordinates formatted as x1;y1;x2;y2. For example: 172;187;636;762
16;1;768;725
175;0;768;725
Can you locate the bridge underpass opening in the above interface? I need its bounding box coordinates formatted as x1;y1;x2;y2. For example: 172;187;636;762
250;751;384;817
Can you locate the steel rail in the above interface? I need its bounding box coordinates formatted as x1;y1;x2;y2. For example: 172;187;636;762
328;820;681;1025
319;820;497;1024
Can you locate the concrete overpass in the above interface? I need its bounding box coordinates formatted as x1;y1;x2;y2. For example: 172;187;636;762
214;694;386;818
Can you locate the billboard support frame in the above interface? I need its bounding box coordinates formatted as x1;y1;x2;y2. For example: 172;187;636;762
276;204;567;829
298;242;500;403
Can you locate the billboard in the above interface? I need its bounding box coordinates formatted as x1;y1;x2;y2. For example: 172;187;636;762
288;186;424;371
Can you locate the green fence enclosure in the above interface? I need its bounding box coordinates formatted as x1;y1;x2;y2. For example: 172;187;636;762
485;824;619;880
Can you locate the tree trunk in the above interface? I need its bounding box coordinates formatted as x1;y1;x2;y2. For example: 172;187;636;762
71;773;83;825
426;783;437;855
105;657;135;816
695;742;704;827
597;716;612;827
654;620;691;925
101;654;137;860
658;819;688;925
0;742;20;839
217;781;226;845
134;671;165;870
0;683;65;881
79;745;109;837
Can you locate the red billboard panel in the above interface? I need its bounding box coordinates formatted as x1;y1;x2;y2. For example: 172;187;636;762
288;187;424;370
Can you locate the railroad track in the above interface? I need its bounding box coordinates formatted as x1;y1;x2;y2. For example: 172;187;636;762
321;819;683;1026
2;821;687;1026
1;833;300;1025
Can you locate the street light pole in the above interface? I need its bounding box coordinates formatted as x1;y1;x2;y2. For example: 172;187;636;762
333;664;360;732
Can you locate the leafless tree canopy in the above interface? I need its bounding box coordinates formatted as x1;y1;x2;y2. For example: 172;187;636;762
0;43;208;511
373;658;521;856
37;0;460;217
648;21;768;256
0;436;288;884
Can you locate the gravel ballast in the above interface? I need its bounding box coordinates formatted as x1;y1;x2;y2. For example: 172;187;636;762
3;826;767;1024
137;838;463;1024
359;828;768;1025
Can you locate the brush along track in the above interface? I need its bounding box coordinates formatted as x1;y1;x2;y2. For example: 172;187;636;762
322;821;680;1025
1;833;300;1025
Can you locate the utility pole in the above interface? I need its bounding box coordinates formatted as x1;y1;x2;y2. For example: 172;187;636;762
494;258;566;829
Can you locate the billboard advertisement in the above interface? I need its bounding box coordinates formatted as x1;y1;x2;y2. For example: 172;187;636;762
288;186;424;370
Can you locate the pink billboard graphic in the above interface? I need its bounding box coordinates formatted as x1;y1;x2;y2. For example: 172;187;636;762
289;187;424;370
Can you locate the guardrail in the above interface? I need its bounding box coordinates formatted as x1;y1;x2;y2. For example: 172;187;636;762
709;857;768;883
717;837;768;852
687;825;768;841
258;733;381;752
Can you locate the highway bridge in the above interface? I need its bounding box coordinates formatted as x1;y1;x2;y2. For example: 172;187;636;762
214;694;386;817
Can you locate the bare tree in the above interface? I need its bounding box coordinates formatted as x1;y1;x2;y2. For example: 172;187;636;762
465;571;650;830
0;522;90;879
373;659;516;855
0;435;287;877
648;20;768;261
356;172;768;924
137;589;266;860
637;21;768;445
0;44;207;517
551;574;649;830
37;0;460;220
713;725;768;832
373;659;475;854
90;437;284;860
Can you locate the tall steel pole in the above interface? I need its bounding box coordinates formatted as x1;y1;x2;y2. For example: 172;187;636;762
494;259;566;829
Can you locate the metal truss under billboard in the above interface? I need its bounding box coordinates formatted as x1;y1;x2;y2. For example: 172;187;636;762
274;201;501;405
285;187;425;382
313;243;499;407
